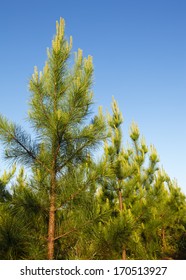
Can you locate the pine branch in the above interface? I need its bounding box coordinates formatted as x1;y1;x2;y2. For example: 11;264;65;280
57;139;93;172
56;172;97;210
0;117;51;173
54;227;79;240
54;212;107;241
56;186;85;211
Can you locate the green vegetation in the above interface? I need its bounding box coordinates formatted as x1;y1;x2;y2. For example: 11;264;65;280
0;18;185;260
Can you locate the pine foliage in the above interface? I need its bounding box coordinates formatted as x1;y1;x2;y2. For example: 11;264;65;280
0;18;185;260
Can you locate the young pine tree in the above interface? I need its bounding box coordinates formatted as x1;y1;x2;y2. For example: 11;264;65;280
100;99;138;259
0;18;107;259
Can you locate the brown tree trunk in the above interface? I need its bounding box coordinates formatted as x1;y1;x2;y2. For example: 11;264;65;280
162;227;166;252
47;172;56;260
118;189;123;211
118;187;127;259
122;247;127;260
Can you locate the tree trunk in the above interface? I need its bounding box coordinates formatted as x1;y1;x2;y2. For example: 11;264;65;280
47;172;56;260
162;227;166;252
122;247;127;260
118;187;126;259
118;189;123;211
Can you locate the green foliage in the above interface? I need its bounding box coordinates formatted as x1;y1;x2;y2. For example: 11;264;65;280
0;18;185;260
0;207;30;259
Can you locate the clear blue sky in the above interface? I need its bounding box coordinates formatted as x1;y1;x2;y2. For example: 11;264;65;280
0;0;185;193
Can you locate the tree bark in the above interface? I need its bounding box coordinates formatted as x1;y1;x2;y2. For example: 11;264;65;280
118;189;123;211
47;172;56;260
118;187;127;259
122;247;127;260
162;227;166;252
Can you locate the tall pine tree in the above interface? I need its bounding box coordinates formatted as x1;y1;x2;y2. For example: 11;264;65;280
0;18;107;259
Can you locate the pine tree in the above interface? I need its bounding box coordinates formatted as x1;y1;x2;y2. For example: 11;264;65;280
0;166;31;259
0;18;185;261
97;99;138;259
0;18;107;259
96;99;186;260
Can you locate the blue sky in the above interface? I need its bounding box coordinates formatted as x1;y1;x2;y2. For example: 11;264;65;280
0;0;185;193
